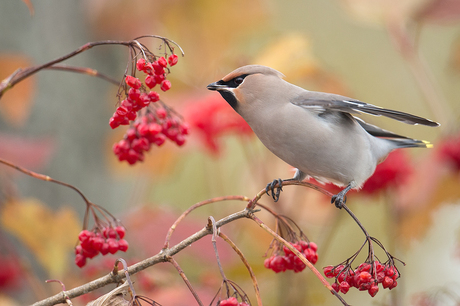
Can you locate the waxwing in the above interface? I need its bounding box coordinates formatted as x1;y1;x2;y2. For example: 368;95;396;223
207;65;439;207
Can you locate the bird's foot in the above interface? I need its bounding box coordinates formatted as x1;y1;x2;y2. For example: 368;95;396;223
331;192;347;209
266;178;283;202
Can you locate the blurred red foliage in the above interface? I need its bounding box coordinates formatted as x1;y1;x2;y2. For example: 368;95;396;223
184;95;253;155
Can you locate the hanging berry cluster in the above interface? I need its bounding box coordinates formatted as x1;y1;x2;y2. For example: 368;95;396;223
324;259;400;297
260;209;319;274
264;241;318;273
111;53;189;165
75;225;128;268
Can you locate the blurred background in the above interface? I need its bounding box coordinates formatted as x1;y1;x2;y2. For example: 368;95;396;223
0;0;460;305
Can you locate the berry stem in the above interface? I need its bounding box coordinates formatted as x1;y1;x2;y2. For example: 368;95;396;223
167;257;204;306
163;195;250;249
208;216;228;282
219;231;262;306
45;64;120;85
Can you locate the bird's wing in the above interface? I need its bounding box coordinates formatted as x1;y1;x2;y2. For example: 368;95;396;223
291;91;439;127
353;117;410;139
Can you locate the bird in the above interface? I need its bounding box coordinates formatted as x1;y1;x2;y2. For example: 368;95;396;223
207;65;440;208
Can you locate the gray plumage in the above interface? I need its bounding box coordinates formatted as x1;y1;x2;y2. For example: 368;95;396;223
207;65;439;207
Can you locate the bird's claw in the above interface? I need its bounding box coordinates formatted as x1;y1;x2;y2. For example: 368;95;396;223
266;178;283;202
331;193;347;209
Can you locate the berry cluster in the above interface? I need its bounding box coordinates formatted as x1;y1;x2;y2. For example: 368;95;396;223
324;261;399;297
264;241;318;273
110;55;187;165
218;297;249;306
75;225;128;268
112;108;189;164
110;55;178;130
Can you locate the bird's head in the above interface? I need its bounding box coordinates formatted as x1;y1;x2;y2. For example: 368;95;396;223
207;65;285;112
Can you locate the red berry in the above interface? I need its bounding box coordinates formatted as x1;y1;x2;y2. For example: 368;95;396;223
126;111;137;121
374;261;384;273
125;75;141;89
154;73;165;83
339;281;350;294
136;58;146;71
75;254;86;268
147;91;160;102
100;243;110;256
270;256;287;273
331;282;339;293
179;123;189;135
157;56;168;68
292;255;306;273
118;239;129;252
382;276;394;289
109;117;121;129
78;230;93;242
283;255;294;270
323;266;335;278
128;88;141;101
152;61;165;75
145;75;157;89
358;262;371;272
115;226;126;239
168;54;178;66
175;134;186;146
149;123;162;135
152;134;166;146
143;63;154;75
219;297;238;306
107;238;119;254
107;228;118;239
359;271;372;283
160;80;171;92
368;284;379;297
121;99;133;111
156;108;167;119
333;265;345;277
90;236;104;251
82;246;99;259
389;280;398;290
75;245;83;255
376;271;385;283
309;242;318;252
264;256;273;269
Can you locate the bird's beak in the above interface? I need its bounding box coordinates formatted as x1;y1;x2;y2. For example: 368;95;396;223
207;81;227;91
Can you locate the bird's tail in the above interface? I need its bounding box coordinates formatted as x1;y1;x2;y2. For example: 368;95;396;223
388;138;433;149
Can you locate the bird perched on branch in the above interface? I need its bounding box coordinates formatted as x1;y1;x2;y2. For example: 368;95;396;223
207;65;439;208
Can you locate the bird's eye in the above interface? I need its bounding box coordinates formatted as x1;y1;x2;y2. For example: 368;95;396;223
234;77;244;85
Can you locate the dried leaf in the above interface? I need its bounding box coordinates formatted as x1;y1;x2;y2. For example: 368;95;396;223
0;54;35;127
1;199;81;277
86;282;130;306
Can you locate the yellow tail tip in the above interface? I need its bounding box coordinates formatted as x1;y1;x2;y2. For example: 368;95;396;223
422;140;434;148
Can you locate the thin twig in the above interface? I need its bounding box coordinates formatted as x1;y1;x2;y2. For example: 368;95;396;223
45;64;120;85
163;195;250;249
0;157;91;206
167;257;204;306
219;232;263;306
209;216;227;281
